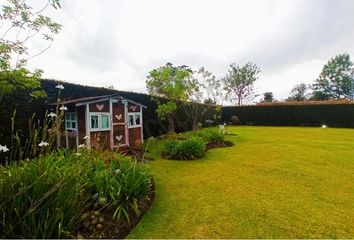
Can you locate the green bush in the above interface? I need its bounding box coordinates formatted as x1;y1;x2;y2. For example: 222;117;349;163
231;115;240;125
0;150;91;238
187;129;225;144
0;150;152;238
162;137;206;160
202;130;225;144
91;158;152;225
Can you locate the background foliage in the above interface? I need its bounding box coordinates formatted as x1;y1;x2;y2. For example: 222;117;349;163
0;79;221;149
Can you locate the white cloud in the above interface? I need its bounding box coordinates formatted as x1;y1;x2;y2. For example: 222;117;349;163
26;0;354;101
257;59;325;100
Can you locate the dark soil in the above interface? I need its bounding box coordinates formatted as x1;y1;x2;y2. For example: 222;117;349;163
76;181;155;239
128;148;154;162
161;152;204;161
206;140;234;150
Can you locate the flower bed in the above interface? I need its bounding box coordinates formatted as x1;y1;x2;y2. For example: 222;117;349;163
0;150;154;239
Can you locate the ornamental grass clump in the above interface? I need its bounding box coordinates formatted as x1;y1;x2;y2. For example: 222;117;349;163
0;150;153;238
90;158;152;225
187;129;225;144
162;137;206;160
0;150;92;239
202;130;225;144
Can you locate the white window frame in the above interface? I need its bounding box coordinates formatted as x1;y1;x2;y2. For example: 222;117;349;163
128;112;142;128
65;112;77;130
89;112;110;131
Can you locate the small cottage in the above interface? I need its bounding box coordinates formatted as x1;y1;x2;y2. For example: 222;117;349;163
54;94;146;151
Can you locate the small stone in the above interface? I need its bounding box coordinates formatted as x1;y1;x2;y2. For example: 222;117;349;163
90;214;96;219
98;216;104;223
91;218;98;225
96;223;104;230
83;221;91;228
93;211;100;216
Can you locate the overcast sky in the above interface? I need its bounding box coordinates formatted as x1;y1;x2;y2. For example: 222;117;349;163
27;0;354;102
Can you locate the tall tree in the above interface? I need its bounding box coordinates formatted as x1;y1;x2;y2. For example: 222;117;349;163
146;63;193;132
262;92;274;102
0;0;62;102
222;62;261;106
312;54;354;100
287;83;309;101
186;67;221;130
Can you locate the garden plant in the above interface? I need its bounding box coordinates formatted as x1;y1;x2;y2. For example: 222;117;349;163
0;149;153;239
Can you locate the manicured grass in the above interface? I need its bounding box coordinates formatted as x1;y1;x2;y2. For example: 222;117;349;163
129;126;354;238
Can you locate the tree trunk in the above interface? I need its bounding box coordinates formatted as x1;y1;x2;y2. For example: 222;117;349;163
192;118;198;131
167;113;175;133
191;104;198;131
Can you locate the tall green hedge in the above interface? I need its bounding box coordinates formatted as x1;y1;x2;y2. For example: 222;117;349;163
0;79;220;148
222;104;354;127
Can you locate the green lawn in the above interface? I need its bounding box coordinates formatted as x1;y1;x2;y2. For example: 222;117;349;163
129;126;354;238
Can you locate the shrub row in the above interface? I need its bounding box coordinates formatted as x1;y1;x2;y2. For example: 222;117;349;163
0;150;152;238
0;79;221;149
222;104;354;128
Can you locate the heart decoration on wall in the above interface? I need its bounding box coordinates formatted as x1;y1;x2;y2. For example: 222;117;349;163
96;104;104;111
130;105;137;111
116;135;123;142
115;114;122;121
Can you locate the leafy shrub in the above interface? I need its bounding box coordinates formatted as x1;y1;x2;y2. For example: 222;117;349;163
0;150;152;238
162;137;206;160
0;150;91;238
187;129;225;144
231;115;240;125
91;158;152;225
202;130;225;144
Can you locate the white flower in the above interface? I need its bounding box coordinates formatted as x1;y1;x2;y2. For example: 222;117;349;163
78;144;86;148
38;141;49;147
47;112;57;118
0;145;9;152
83;136;90;140
59;106;68;111
321;124;328;128
75;152;81;156
55;84;64;90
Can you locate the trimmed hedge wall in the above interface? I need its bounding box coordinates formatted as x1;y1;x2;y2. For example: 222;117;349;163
222;104;354;127
0;79;220;147
4;79;354;153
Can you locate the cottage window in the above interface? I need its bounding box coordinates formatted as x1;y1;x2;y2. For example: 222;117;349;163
135;114;140;125
91;115;99;129
128;115;134;126
65;112;77;130
101;115;109;128
90;113;110;131
128;113;142;128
